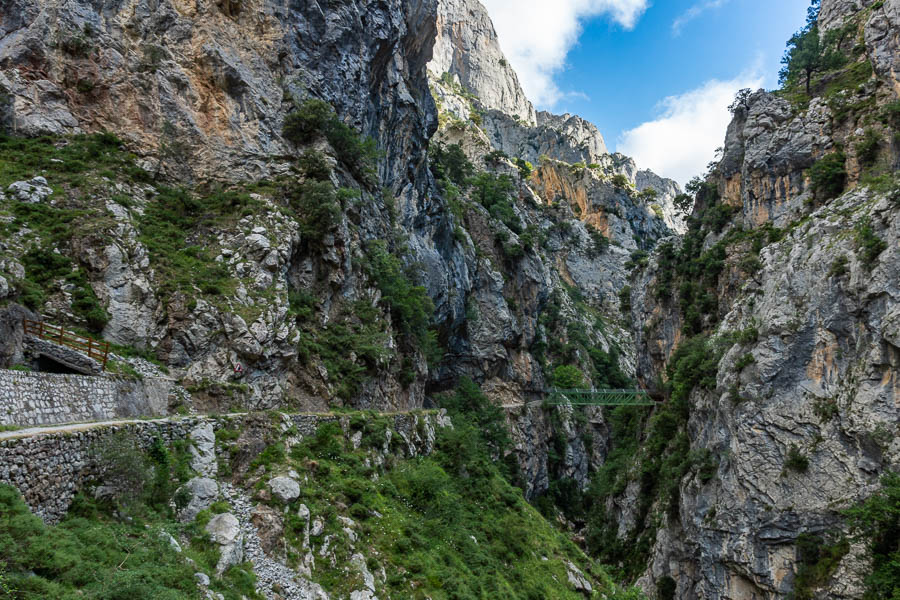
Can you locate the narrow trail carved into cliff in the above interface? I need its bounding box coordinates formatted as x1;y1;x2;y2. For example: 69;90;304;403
0;417;201;441
0;409;438;442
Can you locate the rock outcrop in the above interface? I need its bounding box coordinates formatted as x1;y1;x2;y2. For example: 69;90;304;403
623;2;900;597
429;0;536;124
0;0;897;598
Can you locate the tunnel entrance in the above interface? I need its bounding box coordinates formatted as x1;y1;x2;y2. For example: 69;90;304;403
35;354;88;375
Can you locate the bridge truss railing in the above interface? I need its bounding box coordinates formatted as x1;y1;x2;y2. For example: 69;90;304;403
542;388;656;407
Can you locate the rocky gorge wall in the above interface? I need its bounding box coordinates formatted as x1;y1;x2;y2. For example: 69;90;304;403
0;369;175;427
620;1;900;597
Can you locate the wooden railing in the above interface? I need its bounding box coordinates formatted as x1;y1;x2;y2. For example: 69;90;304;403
22;319;110;370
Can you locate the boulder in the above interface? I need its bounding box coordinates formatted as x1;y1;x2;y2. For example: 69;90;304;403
205;513;243;574
177;477;219;523
189;423;217;477
268;476;300;503
250;503;284;555
7;177;52;203
160;531;182;553
565;561;593;595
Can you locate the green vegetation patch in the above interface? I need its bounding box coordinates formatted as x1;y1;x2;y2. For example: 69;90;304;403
137;186;261;300
0;133;150;191
280;384;643;599
791;533;849;600
0;432;259;600
853;217;887;271
845;471;900;600
808;152;847;202
585;335;726;579
283;98;378;182
293;298;392;400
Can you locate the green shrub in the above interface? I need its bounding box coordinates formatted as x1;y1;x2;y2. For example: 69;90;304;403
484;150;507;165
364;241;434;346
731;326;759;344
470;172;521;233
701;203;736;233
619;285;632;314
282;98;333;145
282;98;377;179
844;471;900;600
439;377;510;460
294;300;392;400
828;254;849;278
297;149;332;181
430;143;473;188
855;129;881;169
502;241;525;260
58;31;93;57
735;353;756;371
551;364;584;389
611;173;630;189
249;443;286;472
808;152;846;200
792;533;850;600
284;180;342;245
589;347;630;388
685;177;720;204
288;290;317;322
625;250;649;270
515;157;533;179
90;432;153;506
673;193;693;213
854;217;887;270
587;226;610;258
638;187;659;202
785;445;809;473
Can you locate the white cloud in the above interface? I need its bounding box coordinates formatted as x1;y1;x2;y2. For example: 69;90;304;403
480;0;649;106
672;0;730;36
617;70;764;187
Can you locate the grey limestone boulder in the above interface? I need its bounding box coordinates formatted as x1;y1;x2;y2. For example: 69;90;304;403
189;423;217;477
205;513;243;575
268;475;300;503
7;177;52;204
177;476;219;523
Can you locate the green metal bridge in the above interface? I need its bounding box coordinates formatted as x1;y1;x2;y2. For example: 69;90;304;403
541;388;657;407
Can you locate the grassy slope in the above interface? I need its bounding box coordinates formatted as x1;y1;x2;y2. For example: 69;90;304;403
0;397;644;599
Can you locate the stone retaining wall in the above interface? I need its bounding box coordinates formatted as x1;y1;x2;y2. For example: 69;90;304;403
0;418;198;521
0;369;174;427
0;411;449;522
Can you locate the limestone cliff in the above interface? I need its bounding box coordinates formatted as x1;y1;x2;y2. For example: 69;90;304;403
0;0;898;598
429;0;536;124
621;1;900;597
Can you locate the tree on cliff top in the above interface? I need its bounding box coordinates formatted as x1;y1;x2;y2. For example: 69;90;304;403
779;0;846;95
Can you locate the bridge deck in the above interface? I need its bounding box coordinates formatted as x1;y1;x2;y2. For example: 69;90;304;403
542;388;656;407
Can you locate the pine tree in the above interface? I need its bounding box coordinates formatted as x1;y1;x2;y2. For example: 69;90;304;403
779;0;845;95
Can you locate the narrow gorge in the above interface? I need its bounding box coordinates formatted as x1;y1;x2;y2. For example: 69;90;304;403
0;0;897;598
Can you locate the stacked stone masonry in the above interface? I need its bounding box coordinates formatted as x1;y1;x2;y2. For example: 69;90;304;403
0;411;449;523
0;369;174;427
0;419;197;522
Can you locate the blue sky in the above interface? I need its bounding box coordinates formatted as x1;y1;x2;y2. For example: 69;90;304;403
480;0;810;185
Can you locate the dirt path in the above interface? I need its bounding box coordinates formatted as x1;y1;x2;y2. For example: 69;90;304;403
0;414;247;441
0;409;441;442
